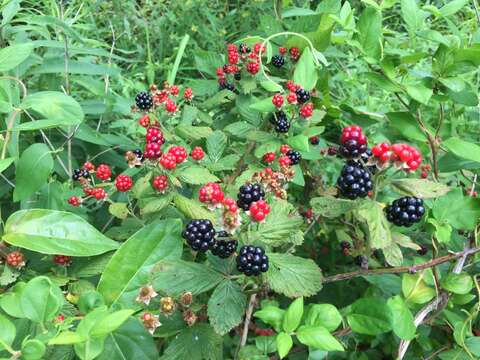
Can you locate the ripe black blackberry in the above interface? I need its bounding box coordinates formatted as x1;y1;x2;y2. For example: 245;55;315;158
417;244;428;255
271;55;285;68
385;197;425;227
269;111;287;125
295;88;310;104
219;81;237;93
286;150;301;165
236;245;269;276
72;168;90;181
275;119;290;133
212;231;238;259
135;92;153;111
337;161;373;199
182;219;216;252
339;140;368;158
239;43;251;54
237;183;265;211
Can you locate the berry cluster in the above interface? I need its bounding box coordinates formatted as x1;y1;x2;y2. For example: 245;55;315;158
53;255;72;266
339;126;368;158
135;82;193;115
236;245;269;276
115;174;133;192
152;175;168;192
385;197;425;227
237;183;265;211
286;149;301;165
249;200;271;222
182;219;216;252
144;126;165;159
371;142;422;171
190;146;205;161
337;161;373;199
211;231;238;259
6;251;25;269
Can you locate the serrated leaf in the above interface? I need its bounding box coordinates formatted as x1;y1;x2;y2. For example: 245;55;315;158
383;243;403;266
249;97;276;113
347;298;392;335
108;203;129;220
176;125;212;140
173;194;216;223
387;295;415;340
433;188;480;230
391;179;450;198
266;253;322;298
356;200;392;249
206;131;227;162
311;197;356;218
441;273;473;295
139;194;174;215
402;274;435;304
392;233;421;251
177;166;219;185
305;304;342;332
443;137;480;163
152;260;223;296
207;280;246;335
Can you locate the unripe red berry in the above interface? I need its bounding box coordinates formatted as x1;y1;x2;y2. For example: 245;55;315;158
286;80;297;92
183;87;193;102
145;127;165;144
92;188;107;200
289;47;300;61
299;102;313;118
263;152;276;163
54;255;71;266
280;144;290;154
190;146;205;161
279;47;287;55
278;155;291;167
249;200;270;222
170;85;179;96
68;196;82;206
6;251;25;268
160;153;177;170
272;94;284;108
222;197;238;213
139;114;151;128
199;182;225;206
309;136;319;145
164;99;177;113
144;142;162;159
286;92;297;104
115;174;133;192
168;146;187;164
96;164;111;181
421;171;428;179
253;43;265;54
152;175;168;192
83;162;95;172
246;61;260;75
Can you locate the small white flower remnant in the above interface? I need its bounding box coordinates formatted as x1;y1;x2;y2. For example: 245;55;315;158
136;285;158;305
141;313;161;335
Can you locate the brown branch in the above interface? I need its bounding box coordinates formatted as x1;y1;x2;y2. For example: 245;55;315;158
226;142;256;185
323;246;480;283
234;288;257;359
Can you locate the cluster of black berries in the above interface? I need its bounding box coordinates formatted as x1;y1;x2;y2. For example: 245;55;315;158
339;140;368;158
286;149;301;165
385;196;425;227
72;168;90;181
182;219;216;252
337;161;373;199
236;245;269;276
271;55;285;68
211;231;238;259
237;183;265;211
295;88;310;104
219;80;238;93
135;92;153;111
269;111;290;133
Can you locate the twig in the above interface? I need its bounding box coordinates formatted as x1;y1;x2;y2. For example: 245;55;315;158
226;142;256;185
235;288;257;359
323;246;480;283
423;346;450;360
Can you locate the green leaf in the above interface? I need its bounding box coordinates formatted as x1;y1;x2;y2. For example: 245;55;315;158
387;295;415;340
0;314;16;351
20;91;84;125
347;298;392;335
13;143;53;202
401;0;425;33
283;297;303;333
296;325;344;351
98;219;183;306
20;276;63;323
0;43;33;72
433;188;480;230
276;332;292;359
0;282;26;318
108;203;129;220
392;233;421;251
0;158;14;174
173;194;216;223
254;306;285;331
287;134;310;152
2;0;21;26
391;179;450;198
402;274;435;304
356;200;392;249
167;34;190;84
177;166;219;185
160;324;223;360
97;318;157;360
441;273;473;295
293;47;318;90
207;280;246;335
311;197;356;218
443;137;480;163
206;131;227;162
266;253;322;298
140;194;173;215
152;260;223;296
90;310;135;337
387;112;426;142
2;209;119;256
249;200;304;246
305;304;342;332
428;218;452;243
439;0;468;17
48;331;85;345
249;97;276;113
405;82;433;104
21;339;46;360
175;125;212;140
357;7;382;60
383;243;403;266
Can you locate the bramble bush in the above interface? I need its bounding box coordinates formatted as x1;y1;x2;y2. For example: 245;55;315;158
0;0;479;359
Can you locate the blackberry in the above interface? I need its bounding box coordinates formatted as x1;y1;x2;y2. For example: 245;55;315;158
133;149;144;160
269;111;287;125
237;183;265;211
385;197;425;227
182;219;216;252
219;81;237;93
295;88;310;104
234;72;241;81
271;55;285;68
236;245;269;276
339;139;368;158
212;231;238;259
286;150;301;165
309;136;319;145
337;161;373;199
72;168;90;181
417;244;428;255
275;119;290;133
135;92;153;111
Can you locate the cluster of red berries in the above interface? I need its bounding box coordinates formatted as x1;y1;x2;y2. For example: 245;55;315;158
270;80;314;119
5;251;72;269
249;200;271;222
199;182;225;208
371;142;423;171
135;82;193;114
420;164;431;178
160;146;187;170
53;255;72;266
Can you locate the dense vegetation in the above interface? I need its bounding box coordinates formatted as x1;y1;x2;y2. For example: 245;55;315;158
0;0;479;359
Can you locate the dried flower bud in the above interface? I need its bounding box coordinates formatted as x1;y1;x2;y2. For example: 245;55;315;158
136;285;158;305
180;292;193;307
160;296;176;316
183;309;197;327
141;312;161;335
